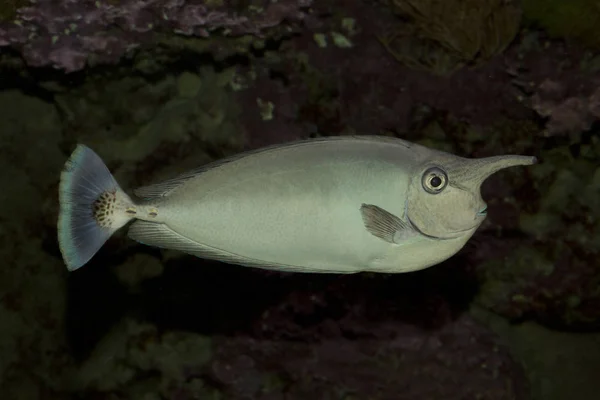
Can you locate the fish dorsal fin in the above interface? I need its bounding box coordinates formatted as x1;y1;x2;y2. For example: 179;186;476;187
133;168;209;199
360;204;417;244
133;135;412;199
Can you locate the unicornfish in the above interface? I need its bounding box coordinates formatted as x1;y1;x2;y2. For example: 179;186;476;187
57;136;536;273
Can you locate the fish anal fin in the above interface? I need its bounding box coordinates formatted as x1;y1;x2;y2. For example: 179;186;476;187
360;203;415;244
127;221;355;273
128;221;264;266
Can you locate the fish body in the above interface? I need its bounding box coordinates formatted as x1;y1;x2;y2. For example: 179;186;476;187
57;136;537;273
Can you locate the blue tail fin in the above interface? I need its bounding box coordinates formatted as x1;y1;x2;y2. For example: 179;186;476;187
57;145;135;271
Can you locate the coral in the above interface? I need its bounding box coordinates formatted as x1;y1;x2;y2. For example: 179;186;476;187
531;79;600;137
522;0;600;48
0;0;312;72
379;0;521;75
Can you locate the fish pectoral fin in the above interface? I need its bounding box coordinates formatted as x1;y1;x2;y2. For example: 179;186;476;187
360;203;416;244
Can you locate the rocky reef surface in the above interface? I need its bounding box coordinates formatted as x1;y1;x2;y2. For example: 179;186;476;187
1;1;600;399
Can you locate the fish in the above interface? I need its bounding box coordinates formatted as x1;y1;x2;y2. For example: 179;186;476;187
57;136;537;273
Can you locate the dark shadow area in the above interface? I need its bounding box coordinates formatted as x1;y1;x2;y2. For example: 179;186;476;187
62;238;481;359
63;243;137;362
127;248;481;340
136;256;302;335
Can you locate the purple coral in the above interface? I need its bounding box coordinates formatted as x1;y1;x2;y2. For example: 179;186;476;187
531;79;600;137
0;0;312;73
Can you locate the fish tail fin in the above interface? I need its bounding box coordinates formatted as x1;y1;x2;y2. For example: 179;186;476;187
58;145;137;271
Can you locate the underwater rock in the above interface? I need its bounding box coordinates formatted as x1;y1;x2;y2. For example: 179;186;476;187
532;79;600;137
503;30;600;138
53;66;246;183
472;138;600;330
204;314;528;400
129;260;529;400
0;0;312;72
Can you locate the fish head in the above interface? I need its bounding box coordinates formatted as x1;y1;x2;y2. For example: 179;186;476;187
405;153;537;239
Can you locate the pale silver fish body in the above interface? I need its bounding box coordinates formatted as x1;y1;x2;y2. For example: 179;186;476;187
57;136;537;272
144;138;463;273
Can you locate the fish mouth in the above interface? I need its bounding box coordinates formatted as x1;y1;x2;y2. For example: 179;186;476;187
476;206;488;217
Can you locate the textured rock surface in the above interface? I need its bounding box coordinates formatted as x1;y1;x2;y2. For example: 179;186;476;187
0;0;312;72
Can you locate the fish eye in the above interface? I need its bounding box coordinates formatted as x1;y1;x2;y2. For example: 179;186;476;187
422;167;448;194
